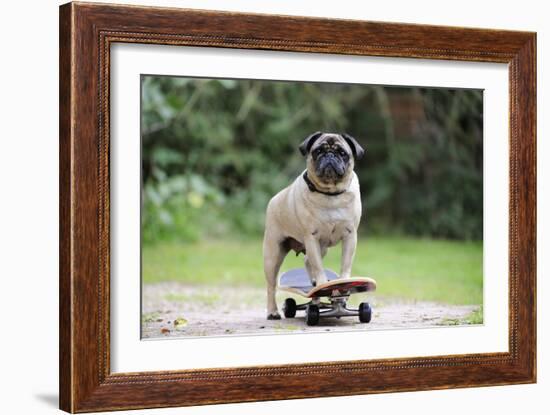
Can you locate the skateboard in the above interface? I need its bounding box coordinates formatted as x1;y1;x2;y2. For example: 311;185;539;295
278;268;377;326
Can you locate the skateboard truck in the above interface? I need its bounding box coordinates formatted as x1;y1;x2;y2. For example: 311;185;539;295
283;294;372;326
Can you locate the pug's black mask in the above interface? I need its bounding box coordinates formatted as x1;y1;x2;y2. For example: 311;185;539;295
299;132;364;184
312;138;349;180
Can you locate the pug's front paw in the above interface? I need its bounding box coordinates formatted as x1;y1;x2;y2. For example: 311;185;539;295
315;273;328;285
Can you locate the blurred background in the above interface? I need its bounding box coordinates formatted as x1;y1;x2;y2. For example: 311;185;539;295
141;75;483;308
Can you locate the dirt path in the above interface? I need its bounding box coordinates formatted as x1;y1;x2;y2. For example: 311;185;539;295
142;282;480;339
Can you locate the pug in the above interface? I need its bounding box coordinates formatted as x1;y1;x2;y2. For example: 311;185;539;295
263;131;365;319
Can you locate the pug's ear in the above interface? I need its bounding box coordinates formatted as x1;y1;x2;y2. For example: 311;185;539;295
299;131;323;156
342;133;365;160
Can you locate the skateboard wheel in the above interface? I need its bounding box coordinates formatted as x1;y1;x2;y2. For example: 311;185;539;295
358;302;372;323
306;304;320;326
283;298;297;318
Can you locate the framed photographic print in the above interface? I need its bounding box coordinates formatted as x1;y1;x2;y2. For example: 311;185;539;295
59;2;536;412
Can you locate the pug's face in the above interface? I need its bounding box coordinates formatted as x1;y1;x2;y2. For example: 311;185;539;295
299;132;364;185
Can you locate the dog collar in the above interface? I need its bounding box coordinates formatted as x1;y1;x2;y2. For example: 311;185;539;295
302;172;346;196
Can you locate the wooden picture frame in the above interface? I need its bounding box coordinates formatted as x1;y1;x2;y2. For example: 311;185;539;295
59;2;536;412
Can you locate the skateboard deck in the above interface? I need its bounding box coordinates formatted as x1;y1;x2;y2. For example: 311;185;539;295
279;268;376;298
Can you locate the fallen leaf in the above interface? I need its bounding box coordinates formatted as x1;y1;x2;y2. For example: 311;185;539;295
174;317;188;329
161;327;170;334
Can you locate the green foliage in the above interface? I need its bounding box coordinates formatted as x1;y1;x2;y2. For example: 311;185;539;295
142;172;226;244
142;237;483;305
141;76;483;243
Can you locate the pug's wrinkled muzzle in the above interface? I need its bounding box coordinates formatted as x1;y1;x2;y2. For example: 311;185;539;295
317;153;345;178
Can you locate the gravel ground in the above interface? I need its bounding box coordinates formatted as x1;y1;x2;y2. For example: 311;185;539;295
141;282;480;339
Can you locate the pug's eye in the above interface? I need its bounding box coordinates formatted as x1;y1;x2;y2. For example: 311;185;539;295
313;148;322;157
339;150;347;157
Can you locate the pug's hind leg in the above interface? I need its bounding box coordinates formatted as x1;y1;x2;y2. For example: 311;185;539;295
263;236;288;320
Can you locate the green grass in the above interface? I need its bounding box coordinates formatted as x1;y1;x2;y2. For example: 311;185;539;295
464;306;484;324
142;237;483;305
438;307;483;326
